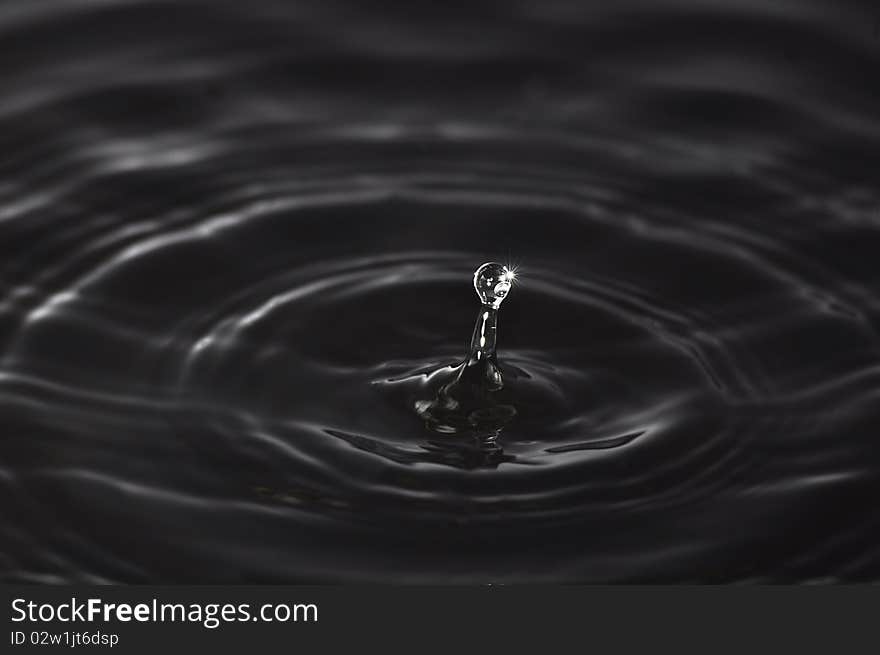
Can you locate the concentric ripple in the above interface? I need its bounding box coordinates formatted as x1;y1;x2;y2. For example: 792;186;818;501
1;0;879;583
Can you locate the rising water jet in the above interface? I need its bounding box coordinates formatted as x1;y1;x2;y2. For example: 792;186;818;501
416;262;517;436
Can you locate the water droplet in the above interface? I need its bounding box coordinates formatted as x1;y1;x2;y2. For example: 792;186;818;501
473;262;515;309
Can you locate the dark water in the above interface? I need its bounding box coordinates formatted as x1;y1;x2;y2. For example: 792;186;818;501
1;0;879;583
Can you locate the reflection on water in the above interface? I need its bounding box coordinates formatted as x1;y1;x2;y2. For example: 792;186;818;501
0;0;879;583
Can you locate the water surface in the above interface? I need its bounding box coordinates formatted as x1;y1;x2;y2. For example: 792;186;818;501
1;0;879;583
